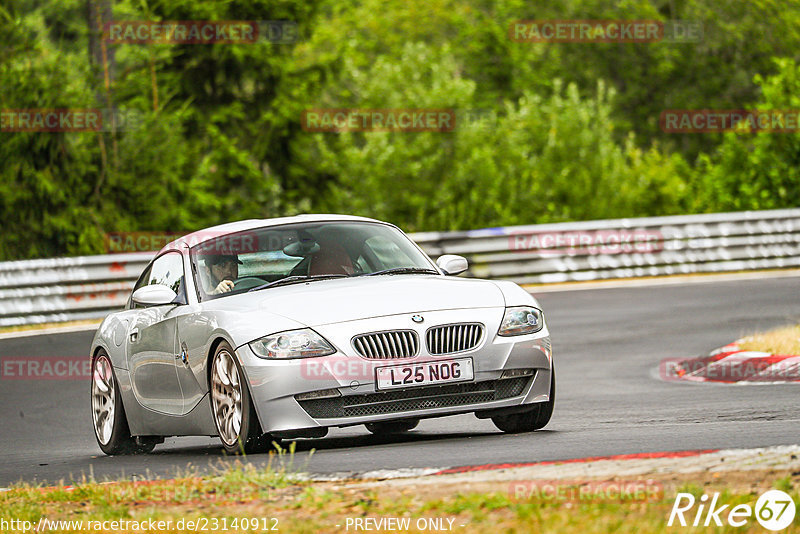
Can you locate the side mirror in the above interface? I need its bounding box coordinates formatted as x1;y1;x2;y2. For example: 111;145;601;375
132;285;178;307
436;254;469;276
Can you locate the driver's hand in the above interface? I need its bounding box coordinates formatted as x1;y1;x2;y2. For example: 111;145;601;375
212;280;234;294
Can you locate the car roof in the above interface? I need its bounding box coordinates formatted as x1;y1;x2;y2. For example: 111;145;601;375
158;214;390;254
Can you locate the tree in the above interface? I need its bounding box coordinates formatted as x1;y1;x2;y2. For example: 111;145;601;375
694;58;800;212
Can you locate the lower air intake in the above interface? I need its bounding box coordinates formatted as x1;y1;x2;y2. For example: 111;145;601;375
297;376;531;419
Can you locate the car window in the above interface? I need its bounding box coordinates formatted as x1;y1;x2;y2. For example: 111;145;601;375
363;235;417;269
132;265;152;293
128;265;153;309
191;221;436;301
147;252;184;294
238;250;304;277
354;254;372;273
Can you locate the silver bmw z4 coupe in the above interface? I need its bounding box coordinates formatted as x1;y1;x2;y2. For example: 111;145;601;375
89;215;554;455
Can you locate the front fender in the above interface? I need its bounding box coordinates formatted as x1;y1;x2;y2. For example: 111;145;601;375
491;280;541;308
90;313;132;370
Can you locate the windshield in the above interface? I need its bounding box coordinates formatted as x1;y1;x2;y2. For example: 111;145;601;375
190;221;437;300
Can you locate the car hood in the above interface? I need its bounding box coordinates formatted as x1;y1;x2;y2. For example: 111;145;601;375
209;275;506;328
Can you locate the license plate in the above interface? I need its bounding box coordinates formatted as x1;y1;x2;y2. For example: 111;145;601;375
375;358;474;390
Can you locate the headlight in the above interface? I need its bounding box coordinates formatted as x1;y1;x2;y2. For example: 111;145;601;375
249;328;336;359
498;306;543;336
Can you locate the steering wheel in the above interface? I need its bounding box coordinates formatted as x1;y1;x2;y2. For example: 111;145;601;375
231;277;266;291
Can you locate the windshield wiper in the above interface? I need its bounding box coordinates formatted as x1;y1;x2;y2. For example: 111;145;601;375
363;267;439;276
248;274;349;292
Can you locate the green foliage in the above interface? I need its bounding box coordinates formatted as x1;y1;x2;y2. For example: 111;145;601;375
0;0;300;259
0;6;98;258
293;43;693;230
693;58;800;212
1;0;799;260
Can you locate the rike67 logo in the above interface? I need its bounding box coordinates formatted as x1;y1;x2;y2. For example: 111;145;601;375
668;490;796;530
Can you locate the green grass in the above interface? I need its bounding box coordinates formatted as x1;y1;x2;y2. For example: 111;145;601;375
2;467;799;533
776;476;794;492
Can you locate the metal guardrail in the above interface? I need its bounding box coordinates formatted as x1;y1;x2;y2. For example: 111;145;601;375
0;253;153;327
1;209;799;327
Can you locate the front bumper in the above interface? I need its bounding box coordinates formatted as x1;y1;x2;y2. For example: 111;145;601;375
236;308;552;433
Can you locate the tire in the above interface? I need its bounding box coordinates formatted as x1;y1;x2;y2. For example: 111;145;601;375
365;418;420;435
210;341;269;454
491;367;555;433
91;351;155;455
133;438;158;454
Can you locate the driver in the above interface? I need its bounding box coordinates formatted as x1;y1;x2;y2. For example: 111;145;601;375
203;254;242;295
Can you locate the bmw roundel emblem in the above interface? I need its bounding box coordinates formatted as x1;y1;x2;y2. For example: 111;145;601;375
411;314;424;323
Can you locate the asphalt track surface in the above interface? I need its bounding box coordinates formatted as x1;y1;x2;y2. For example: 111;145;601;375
1;275;799;486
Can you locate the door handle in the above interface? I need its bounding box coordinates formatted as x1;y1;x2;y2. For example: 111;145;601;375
129;328;139;342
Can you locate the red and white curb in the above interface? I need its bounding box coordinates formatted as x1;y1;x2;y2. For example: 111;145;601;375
662;341;800;384
307;445;800;483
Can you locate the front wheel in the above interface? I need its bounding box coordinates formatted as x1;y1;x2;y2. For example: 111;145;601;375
210;342;269;454
91;351;154;455
491;367;555;433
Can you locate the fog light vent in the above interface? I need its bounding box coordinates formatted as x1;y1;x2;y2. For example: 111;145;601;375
296;388;341;401
500;369;535;379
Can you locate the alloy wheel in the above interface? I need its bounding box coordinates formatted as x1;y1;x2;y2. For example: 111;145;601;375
211;349;243;446
91;355;116;445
